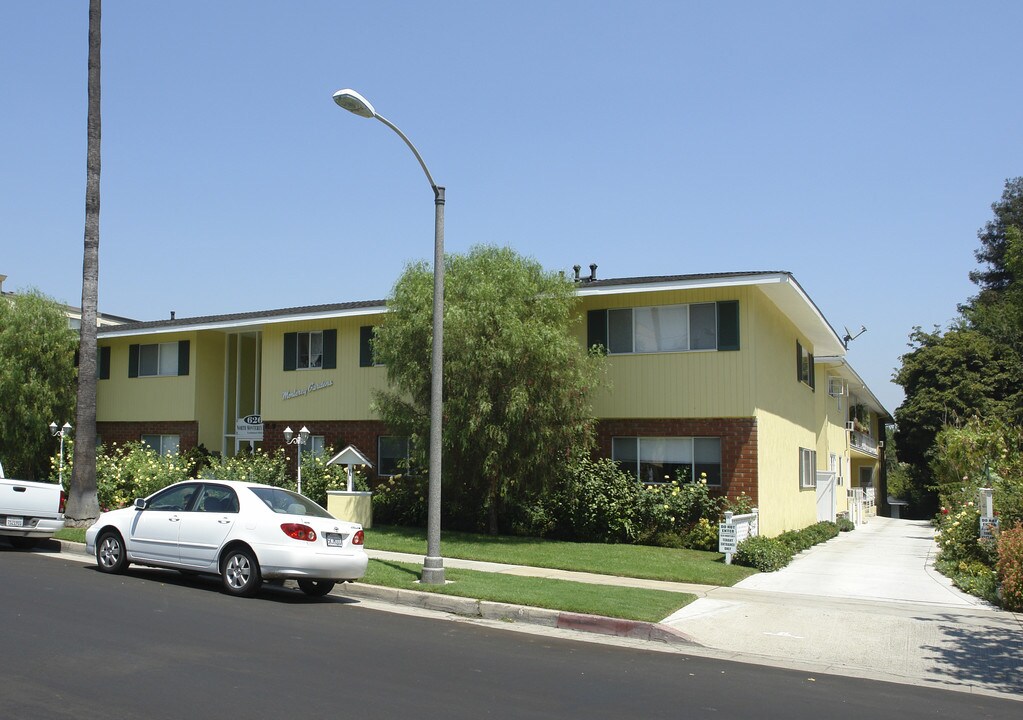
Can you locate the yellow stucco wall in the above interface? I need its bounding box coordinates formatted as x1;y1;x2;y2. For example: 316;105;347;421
749;295;819;534
194;331;226;450
578;287;757;418
261;314;389;421
96;332;197;421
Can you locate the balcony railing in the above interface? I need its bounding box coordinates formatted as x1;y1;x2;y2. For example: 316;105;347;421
849;430;878;456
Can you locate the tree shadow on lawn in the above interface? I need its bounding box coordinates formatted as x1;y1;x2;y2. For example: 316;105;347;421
918;612;1023;695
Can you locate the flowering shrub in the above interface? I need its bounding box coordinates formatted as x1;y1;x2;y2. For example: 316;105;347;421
996;522;1023;611
92;442;192;510
372;474;428;527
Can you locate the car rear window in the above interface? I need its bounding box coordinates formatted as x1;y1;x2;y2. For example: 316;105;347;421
247;487;333;518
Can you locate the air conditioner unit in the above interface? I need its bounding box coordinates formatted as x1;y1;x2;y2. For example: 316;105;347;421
828;378;845;397
845;421;855;432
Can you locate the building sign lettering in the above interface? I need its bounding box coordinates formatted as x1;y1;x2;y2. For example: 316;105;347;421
282;379;334;401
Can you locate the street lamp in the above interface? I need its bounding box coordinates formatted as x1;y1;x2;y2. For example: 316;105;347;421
283;425;310;495
333;88;446;585
49;421;72;486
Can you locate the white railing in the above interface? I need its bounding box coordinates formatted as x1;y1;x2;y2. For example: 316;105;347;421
849;430;878;456
847;488;864;525
719;508;759;564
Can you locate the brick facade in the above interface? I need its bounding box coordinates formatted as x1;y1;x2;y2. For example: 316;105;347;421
97;421;199;450
596;417;759;504
96;420;391;476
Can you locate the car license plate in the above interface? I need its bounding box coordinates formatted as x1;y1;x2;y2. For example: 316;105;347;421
5;516;24;527
325;533;344;547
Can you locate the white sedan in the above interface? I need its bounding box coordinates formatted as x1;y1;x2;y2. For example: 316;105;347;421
85;479;367;598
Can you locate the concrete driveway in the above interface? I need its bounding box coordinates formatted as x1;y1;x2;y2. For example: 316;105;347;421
662;516;1023;698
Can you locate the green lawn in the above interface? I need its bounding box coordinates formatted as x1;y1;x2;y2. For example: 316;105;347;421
366;525;756;586
54;523;751;622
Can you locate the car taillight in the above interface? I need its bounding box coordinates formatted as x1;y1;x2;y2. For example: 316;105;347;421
59;490;67;514
281;523;317;542
352;530;364;546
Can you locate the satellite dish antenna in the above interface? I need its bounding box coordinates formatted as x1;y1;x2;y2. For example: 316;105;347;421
842;325;867;349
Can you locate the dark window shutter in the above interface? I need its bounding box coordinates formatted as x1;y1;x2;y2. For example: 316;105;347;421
128;344;140;378
99;346;111;380
360;326;374;367
716;300;740;351
284;332;297;371
809;352;815;390
796;341;803;383
322;329;337;369
587;310;608;352
177;340;190;376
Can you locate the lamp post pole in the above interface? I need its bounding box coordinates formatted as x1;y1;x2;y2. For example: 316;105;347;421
49;422;72;487
283;425;310;495
333;89;445;584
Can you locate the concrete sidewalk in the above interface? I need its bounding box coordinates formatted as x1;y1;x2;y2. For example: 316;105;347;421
360;517;1023;699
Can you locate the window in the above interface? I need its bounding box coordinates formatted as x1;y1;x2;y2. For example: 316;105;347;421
588;301;739;354
360;326;381;367
283;330;336;371
129;341;189;378
142;434;180;456
97;346;110;380
799;447;817;489
303;435;326;460
378;436;410;476
612;436;722;485
796;341;815;389
194;484;239;513
146;482;200;511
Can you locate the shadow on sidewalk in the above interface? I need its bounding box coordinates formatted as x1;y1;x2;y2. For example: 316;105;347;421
919;613;1023;695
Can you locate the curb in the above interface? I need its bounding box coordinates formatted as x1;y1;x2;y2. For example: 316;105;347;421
56;540;699;647
337;581;699;646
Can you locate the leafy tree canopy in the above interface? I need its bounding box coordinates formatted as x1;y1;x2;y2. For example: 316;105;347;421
0;290;78;479
970;176;1023;296
371;245;604;534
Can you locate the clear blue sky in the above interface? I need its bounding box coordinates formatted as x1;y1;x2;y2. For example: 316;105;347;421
3;1;1021;415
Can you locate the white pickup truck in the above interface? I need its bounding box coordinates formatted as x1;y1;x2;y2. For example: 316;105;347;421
0;460;66;549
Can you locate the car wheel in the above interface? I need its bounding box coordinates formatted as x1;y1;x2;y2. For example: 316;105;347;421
297;579;336;597
9;537;40;550
221;547;261;597
96;531;129;574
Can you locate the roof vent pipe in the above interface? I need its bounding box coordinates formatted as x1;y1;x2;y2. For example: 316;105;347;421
573;265;581;281
170;311;176;320
589;263;597;281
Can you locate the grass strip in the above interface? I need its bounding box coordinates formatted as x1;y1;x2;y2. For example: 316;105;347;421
363;559;696;623
366;525;756;586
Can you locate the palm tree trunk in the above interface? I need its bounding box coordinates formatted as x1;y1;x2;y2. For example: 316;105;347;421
66;0;102;526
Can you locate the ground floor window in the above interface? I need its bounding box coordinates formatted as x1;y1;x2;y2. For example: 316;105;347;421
612;436;722;485
378;436;410;476
142;434;180;456
799;447;817;488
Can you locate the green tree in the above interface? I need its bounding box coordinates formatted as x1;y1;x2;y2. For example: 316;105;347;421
67;0;102;526
372;245;604;534
0;290;78;479
970;177;1023;296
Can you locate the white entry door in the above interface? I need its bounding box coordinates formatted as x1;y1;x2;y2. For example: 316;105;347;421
815;471;836;523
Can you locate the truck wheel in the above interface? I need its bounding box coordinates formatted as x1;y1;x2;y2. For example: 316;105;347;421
221;547;261;597
96;531;129;574
298;579;335;597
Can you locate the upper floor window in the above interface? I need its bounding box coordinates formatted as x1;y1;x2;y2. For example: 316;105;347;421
588;300;739;354
796;341;814;389
283;330;336;371
129;341;189;378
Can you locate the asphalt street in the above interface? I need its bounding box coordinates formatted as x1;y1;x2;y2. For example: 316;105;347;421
3;549;1020;720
